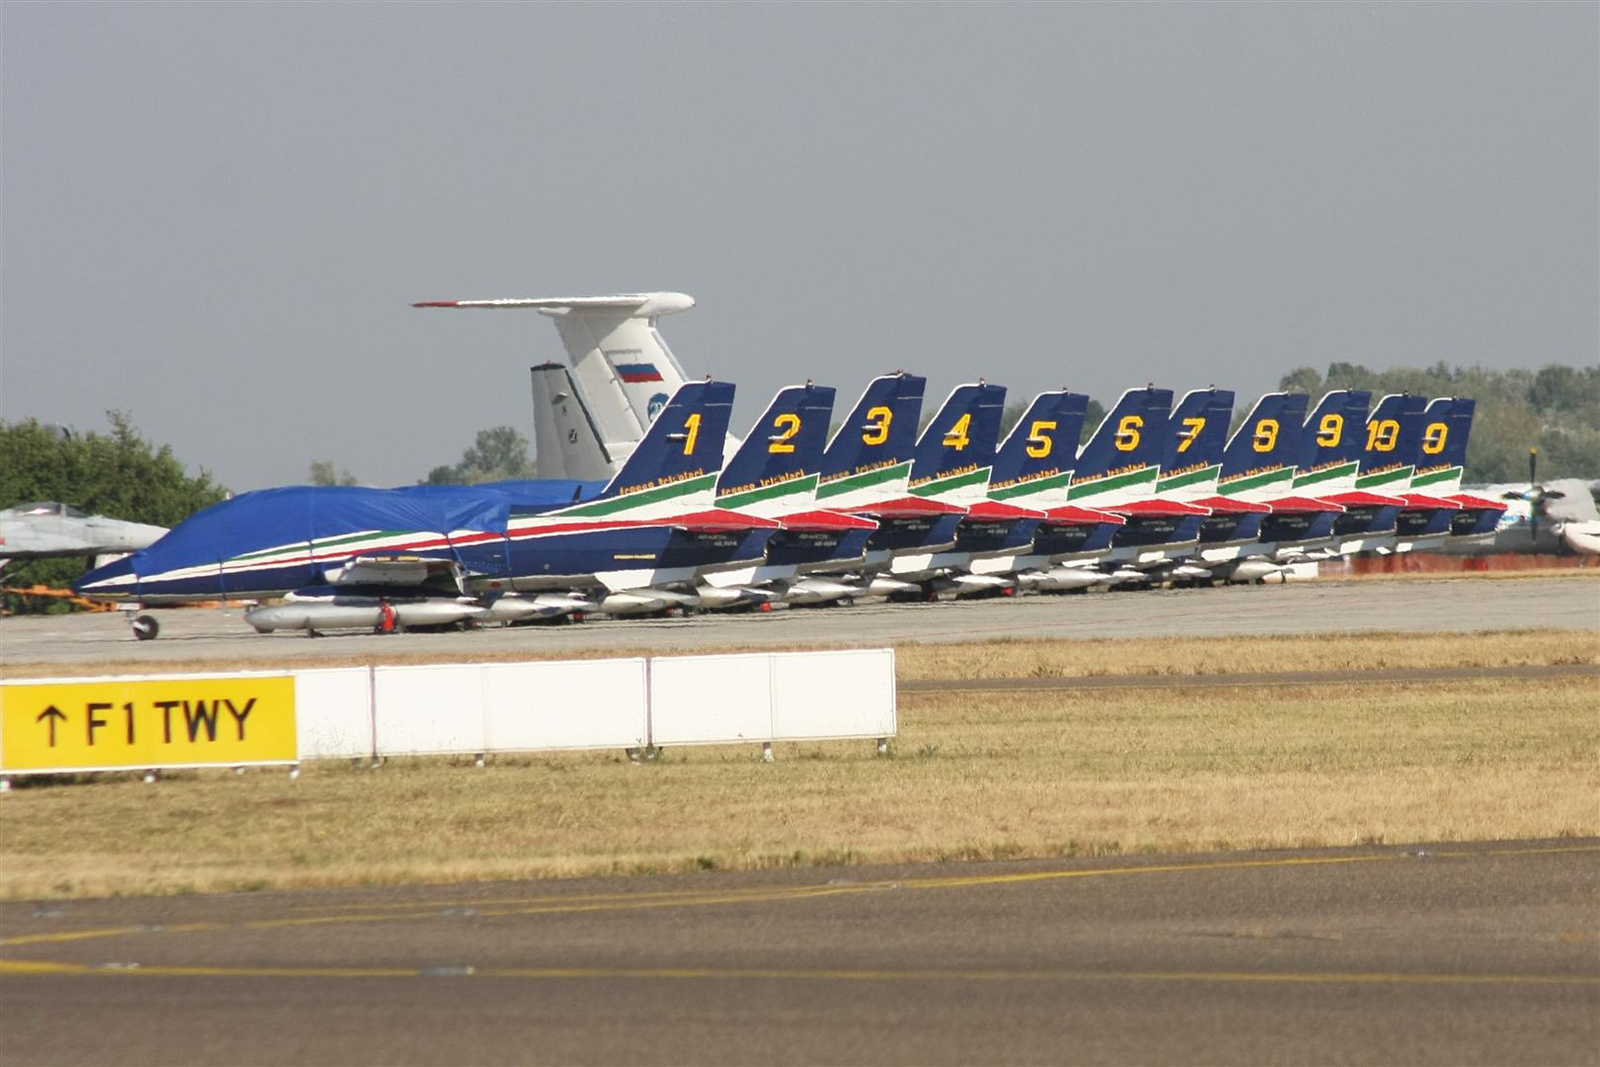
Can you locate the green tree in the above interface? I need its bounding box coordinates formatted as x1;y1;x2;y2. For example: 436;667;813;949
1278;367;1324;396
1527;364;1599;416
423;426;535;485
998;401;1027;440
1275;361;1598;483
424;464;465;486
1;413;227;608
308;460;358;487
1079;398;1106;445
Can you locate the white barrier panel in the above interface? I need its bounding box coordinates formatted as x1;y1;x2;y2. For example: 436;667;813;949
2;650;895;777
770;649;897;741
648;649;895;747
372;664;488;757
482;659;648;752
294;668;374;760
649;653;774;745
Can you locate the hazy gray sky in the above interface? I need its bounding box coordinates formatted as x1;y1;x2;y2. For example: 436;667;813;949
3;2;1594;491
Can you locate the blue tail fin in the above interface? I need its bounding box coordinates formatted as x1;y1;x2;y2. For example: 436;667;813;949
715;383;836;506
1164;388;1236;471
1220;392;1308;479
1297;390;1371;473
1358;393;1428;478
1414;397;1474;476
820;373;926;484
908;382;1008;491
989;391;1090;493
1075;387;1172;479
597;380;736;499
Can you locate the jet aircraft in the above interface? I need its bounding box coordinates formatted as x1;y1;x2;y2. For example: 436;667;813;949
0;502;167;574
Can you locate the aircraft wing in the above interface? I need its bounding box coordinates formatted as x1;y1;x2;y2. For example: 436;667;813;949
324;556;467;592
1560;520;1600;555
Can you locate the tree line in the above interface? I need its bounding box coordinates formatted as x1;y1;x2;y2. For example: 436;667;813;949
0;413;227;605
1277;362;1598;484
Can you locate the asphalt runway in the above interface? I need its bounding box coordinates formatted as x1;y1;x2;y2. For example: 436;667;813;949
2;841;1595;1066
3;576;1597;671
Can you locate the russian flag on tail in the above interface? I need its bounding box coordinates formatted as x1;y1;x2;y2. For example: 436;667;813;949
615;362;663;383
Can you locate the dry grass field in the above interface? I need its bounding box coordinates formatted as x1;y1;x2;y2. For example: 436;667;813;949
0;629;1595;899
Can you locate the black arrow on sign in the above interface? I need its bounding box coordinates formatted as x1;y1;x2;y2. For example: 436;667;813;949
36;706;67;747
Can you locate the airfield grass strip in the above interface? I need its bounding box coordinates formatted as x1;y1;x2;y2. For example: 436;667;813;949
3;626;1595;683
0;654;1594;899
1312;566;1599;583
891;629;1599;682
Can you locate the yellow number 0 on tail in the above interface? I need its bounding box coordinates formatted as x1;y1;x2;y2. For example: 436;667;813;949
1366;418;1400;452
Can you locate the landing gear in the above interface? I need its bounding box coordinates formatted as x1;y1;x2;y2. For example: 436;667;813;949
131;615;159;641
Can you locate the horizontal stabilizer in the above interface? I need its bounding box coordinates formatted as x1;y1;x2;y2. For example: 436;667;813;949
964;500;1047;521
778;510;879;532
413;293;694;317
1322;490;1408;508
849;496;968;519
1447;493;1508;511
670;509;783;533
1400;494;1463;510
1105;499;1212;517
1040;505;1127;526
1190;496;1273;515
1266;495;1346;514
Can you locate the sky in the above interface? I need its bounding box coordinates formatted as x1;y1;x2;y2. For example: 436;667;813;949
3;2;1595;492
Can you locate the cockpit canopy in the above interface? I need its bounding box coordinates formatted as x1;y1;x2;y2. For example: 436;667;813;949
2;501;88;518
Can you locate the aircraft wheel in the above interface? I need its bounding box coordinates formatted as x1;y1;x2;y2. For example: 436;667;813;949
131;615;159;641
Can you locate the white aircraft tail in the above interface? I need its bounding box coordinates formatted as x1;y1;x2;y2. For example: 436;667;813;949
415;292;695;476
529;363;616;481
